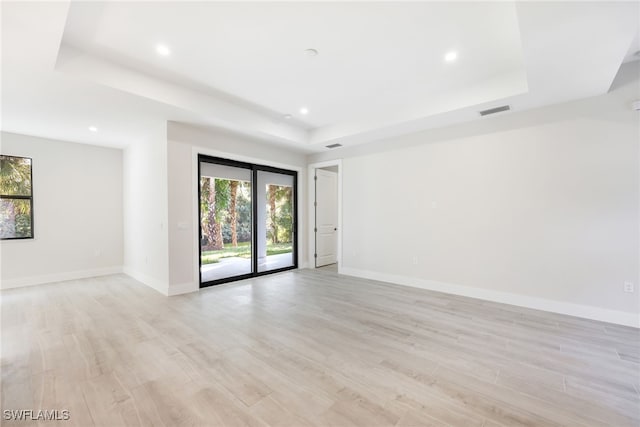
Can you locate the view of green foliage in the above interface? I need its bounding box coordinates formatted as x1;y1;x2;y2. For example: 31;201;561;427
201;178;252;250
0;155;32;196
222;182;252;243
200;177;293;255
267;185;293;245
0;156;32;239
201;242;292;265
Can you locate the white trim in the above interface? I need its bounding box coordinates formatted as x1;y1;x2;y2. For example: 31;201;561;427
308;159;343;271
123;266;169;296
167;281;199;296
1;266;123;290
192;147;200;292
341;267;640;328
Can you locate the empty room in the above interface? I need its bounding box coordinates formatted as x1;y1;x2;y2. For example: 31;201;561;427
1;1;639;426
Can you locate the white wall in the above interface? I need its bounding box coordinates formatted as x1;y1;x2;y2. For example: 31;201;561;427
122;124;170;294
309;62;640;326
167;122;307;295
0;132;123;288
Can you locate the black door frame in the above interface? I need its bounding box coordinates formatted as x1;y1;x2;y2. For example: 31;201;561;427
198;154;298;288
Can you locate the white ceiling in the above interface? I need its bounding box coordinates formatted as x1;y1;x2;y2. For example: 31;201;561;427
1;1;638;152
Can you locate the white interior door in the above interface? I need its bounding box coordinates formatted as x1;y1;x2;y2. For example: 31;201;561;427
315;169;338;267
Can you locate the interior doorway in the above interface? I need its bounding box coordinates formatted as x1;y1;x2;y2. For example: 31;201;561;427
308;161;341;270
315;168;338;267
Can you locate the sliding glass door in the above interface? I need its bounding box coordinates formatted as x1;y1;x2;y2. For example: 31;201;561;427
198;155;297;287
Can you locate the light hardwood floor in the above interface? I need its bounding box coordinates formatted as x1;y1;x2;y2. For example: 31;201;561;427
1;269;639;426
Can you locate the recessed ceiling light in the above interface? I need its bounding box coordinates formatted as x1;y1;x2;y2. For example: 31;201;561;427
156;44;171;56
299;107;309;115
304;48;318;57
283;114;293;120
444;51;458;62
88;126;98;132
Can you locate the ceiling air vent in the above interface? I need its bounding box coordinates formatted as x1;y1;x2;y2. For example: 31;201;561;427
479;105;510;116
326;143;342;149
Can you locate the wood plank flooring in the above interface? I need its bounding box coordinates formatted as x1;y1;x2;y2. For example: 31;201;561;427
1;269;639;426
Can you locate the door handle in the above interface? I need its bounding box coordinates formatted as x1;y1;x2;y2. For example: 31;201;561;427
334;227;337;231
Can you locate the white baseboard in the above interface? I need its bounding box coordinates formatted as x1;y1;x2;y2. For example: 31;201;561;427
340;267;640;328
122;267;169;296
1;266;123;290
168;281;198;296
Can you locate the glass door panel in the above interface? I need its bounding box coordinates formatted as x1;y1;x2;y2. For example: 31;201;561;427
199;160;253;284
257;170;295;273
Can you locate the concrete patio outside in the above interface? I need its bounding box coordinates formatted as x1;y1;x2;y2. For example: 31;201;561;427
201;252;294;283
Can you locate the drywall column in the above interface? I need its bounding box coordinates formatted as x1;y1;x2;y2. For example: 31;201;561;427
123;122;170;294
